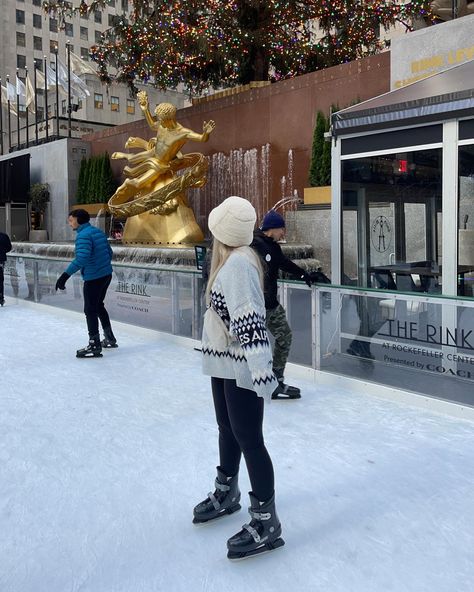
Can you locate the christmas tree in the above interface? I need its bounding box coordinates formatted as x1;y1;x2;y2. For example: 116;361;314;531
43;1;434;95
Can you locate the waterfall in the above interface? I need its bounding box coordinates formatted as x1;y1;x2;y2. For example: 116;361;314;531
190;143;271;232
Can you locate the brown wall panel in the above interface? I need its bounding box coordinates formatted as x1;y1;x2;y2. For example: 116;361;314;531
83;52;390;228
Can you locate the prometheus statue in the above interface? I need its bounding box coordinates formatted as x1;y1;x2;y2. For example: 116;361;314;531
108;91;215;244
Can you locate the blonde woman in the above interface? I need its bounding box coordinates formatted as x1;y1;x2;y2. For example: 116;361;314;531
193;196;285;560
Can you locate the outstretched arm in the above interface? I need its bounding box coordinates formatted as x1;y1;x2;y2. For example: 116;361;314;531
185;120;216;143
137;90;158;131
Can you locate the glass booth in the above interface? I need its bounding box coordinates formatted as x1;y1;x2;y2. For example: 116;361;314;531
329;60;474;409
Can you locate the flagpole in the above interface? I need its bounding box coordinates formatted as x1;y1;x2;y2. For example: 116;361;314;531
0;76;3;155
6;75;11;151
16;69;20;149
25;67;29;147
67;42;72;138
34;64;38;144
55;49;60;139
44;56;49;142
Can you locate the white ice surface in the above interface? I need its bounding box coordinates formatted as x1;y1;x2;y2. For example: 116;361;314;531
1;301;474;592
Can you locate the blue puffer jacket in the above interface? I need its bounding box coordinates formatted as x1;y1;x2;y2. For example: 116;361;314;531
66;222;113;281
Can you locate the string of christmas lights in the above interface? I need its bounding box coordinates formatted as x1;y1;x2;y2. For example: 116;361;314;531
42;1;435;95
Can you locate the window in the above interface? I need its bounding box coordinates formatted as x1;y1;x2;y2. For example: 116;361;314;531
111;96;119;112
16;10;25;24
34;58;43;71
33;36;42;51
341;148;442;294
65;22;73;36
121;0;128;12
95;30;102;43
49;18;58;32
62;99;67;115
126;99;135;115
108;14;120;26
32;0;41;6
50;40;58;53
94;11;102;23
457;143;474;296
16;32;26;47
80;26;88;40
108;0;116;6
33;13;42;28
94;92;103;109
80;48;89;60
17;54;27;69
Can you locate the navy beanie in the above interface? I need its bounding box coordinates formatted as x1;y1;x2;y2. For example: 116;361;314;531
260;210;285;231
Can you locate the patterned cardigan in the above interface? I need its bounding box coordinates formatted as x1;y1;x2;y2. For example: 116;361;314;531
201;248;277;400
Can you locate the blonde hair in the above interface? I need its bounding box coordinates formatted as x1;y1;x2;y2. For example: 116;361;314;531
154;102;177;121
206;239;264;304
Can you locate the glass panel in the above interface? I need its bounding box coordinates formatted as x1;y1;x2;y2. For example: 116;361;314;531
319;288;474;407
342;149;442;294
176;273;194;338
107;267;173;333
458;144;474;297
285;285;313;366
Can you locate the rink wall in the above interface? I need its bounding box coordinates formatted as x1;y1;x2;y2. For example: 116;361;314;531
4;250;474;417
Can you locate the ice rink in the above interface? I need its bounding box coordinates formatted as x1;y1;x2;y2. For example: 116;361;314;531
1;301;474;592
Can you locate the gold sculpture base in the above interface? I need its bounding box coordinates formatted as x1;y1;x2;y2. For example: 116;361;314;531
122;201;204;245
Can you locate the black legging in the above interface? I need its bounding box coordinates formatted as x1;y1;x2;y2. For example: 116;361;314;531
83;274;112;337
211;377;274;502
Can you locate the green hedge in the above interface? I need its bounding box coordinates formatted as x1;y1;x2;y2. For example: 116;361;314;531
76;153;116;204
308;111;331;187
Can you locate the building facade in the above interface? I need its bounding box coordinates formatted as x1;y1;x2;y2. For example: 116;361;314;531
0;0;187;151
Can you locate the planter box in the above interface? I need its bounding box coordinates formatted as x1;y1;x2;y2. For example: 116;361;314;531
304;186;331;205
71;203;108;216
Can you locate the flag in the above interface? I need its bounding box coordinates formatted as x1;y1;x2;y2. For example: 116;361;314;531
1;83;18;115
25;75;35;113
70;51;98;77
6;81;16;103
47;62;65;92
57;57;90;99
16;76;27;109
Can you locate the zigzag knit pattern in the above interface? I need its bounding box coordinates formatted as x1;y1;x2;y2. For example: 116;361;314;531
202;251;277;400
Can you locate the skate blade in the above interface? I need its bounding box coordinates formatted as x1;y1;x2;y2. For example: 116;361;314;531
227;537;285;561
102;344;118;349
271;393;301;400
76;352;103;358
193;504;241;525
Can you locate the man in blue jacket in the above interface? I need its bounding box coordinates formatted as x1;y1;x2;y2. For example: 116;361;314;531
56;209;118;358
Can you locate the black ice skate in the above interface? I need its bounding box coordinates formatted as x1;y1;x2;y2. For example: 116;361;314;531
76;335;103;358
0;297;4;307
271;380;301;400
101;326;118;349
227;492;285;560
193;467;241;524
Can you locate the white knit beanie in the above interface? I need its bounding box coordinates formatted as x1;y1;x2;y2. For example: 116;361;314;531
208;196;256;247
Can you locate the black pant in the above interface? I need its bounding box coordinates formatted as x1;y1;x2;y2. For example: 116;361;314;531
0;263;4;300
83;274;112;338
211;377;274;502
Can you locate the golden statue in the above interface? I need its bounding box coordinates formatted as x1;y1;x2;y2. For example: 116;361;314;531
108;91;215;244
